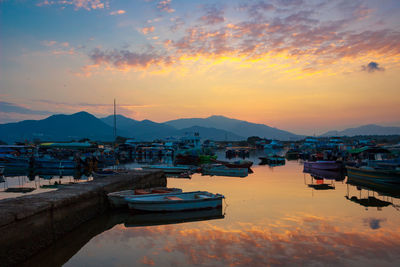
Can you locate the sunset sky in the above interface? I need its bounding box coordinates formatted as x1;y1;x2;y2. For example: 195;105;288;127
1;0;399;135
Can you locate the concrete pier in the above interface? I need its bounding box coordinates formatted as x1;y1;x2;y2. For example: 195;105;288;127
0;170;166;267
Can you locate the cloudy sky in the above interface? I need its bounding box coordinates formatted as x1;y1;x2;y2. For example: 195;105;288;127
1;0;399;134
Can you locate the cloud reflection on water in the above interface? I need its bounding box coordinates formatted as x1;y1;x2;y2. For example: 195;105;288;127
88;214;400;267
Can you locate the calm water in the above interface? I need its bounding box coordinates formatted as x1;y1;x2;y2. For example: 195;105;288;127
22;157;400;267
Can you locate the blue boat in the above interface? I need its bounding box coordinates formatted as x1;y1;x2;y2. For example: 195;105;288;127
34;158;76;169
0;155;30;168
346;166;400;185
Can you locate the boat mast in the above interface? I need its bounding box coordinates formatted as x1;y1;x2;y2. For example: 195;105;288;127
113;98;117;142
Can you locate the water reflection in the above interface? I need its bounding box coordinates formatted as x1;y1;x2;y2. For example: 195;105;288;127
21;208;225;267
0;167;93;199
346;176;400;211
16;161;400;266
56;213;400;267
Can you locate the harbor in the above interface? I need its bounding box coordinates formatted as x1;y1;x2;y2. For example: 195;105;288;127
7;158;400;267
0;135;399;266
3;0;400;265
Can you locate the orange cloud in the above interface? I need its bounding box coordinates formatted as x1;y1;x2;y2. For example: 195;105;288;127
157;0;175;13
141;26;155;35
110;10;126;15
37;0;107;10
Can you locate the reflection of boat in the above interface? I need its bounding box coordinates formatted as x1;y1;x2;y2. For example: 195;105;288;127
107;187;183;208
304;161;343;171
307;177;335;190
347;176;400;199
345;177;399;210
259;155;285;165
303;167;345;181
201;164;248;177
124;207;225;227
346;166;400;185
126;191;224;212
345;195;392;208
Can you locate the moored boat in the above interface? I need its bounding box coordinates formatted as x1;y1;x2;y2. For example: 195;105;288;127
108;187;183;208
304;160;343;171
0;155;30;168
211;159;253;169
303;167;345;181
141;165;192;174
33;158;76;169
346;166;400;185
125;191;224;212
201;164;248;177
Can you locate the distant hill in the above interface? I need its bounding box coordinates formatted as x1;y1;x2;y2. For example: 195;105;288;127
0;111;115;143
101;115;176;140
165;115;301;140
321;124;400;137
101;115;243;141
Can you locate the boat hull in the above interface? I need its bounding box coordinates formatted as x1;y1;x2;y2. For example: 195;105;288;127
304;161;343;171
346;166;400;185
303;167;345;181
34;159;76;169
202;165;248;177
108;188;183;208
126;191;224;212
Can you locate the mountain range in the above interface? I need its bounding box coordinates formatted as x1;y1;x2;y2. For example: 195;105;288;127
0;112;399;144
321;124;400;137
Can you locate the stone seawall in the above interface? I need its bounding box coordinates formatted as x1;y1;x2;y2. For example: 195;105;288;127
0;170;166;267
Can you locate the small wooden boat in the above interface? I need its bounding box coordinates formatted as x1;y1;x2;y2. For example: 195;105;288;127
108;187;183;208
304;161;343;171
125;191;224;212
201;164;248;177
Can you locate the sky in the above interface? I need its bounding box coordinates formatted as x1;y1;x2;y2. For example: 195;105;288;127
0;0;399;135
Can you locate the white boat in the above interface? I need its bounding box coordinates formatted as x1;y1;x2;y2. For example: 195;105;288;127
125;191;224;212
108;187;183;208
202;164;248;177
